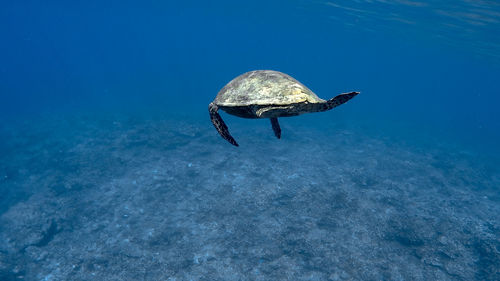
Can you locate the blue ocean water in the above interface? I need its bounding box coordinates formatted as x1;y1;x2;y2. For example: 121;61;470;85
0;1;499;280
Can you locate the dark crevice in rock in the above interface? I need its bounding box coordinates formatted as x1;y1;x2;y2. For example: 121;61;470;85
34;220;61;248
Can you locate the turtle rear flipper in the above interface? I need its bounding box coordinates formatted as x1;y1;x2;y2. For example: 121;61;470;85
325;92;359;110
305;92;359;113
209;103;239;146
270;117;281;139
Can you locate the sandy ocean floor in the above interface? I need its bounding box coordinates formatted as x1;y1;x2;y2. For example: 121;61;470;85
0;113;499;280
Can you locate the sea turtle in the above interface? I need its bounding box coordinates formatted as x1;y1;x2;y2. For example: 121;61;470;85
209;70;359;146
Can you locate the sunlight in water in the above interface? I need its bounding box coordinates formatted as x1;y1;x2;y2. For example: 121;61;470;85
315;0;500;58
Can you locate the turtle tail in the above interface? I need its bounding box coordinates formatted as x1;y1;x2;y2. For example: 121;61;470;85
209;103;239;147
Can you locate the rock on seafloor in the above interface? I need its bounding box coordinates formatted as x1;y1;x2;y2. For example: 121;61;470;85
0;113;499;280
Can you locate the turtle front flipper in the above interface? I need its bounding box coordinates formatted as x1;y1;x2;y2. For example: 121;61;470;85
209;103;239;146
325;92;360;110
270;117;281;139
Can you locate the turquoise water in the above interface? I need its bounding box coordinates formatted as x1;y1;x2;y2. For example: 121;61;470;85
1;1;499;280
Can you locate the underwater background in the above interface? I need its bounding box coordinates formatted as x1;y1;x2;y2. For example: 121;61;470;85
1;1;499;280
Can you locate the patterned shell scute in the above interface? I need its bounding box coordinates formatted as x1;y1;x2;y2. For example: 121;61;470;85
215;70;324;106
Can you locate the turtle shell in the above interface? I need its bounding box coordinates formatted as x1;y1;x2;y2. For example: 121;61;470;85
214;70;325;107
